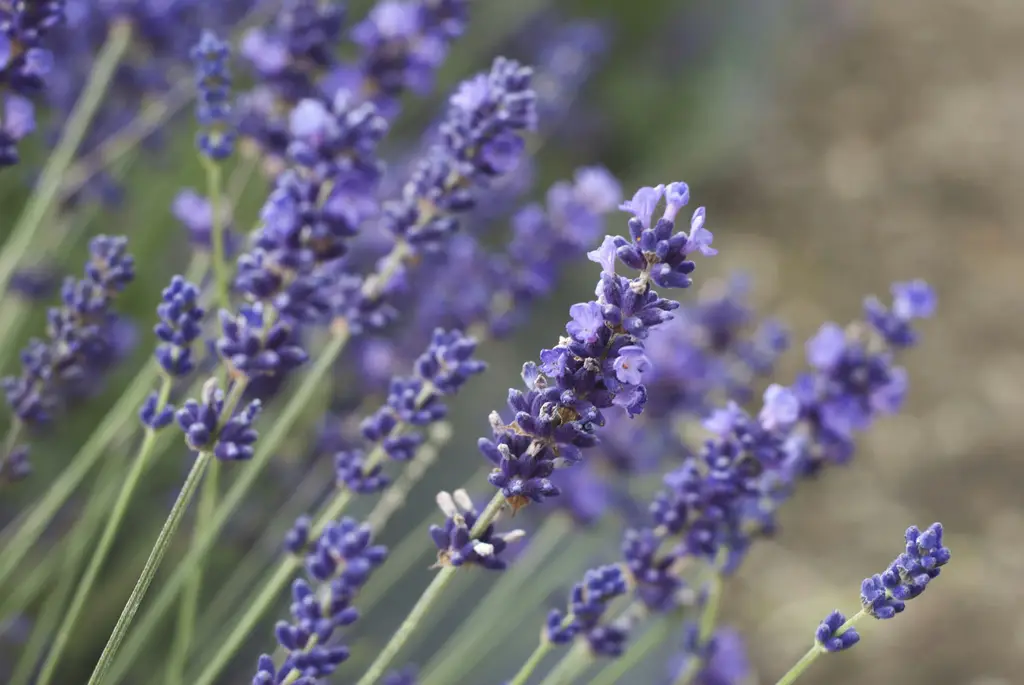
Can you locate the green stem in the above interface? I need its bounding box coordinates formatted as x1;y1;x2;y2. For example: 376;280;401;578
7;442;130;685
773;610;866;685
352;492;506;685
421;513;571;685
34;376;174;685
203;157;231;311
537;642;590;685
589;620;670;685
0;20;133;298
87;381;248;685
0;255;208;592
510;641;555;685
167;457;221;685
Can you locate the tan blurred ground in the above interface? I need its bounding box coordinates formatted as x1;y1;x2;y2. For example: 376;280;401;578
694;1;1024;683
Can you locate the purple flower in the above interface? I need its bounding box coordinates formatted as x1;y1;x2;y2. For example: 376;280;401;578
191;30;235;160
619;185;665;229
429;490;525;570
815;610;860;652
154;276;205;378
567;302;605;343
612;346;651;385
176;379;263;460
587;235;619;275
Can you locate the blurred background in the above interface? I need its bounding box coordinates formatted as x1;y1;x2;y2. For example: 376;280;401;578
2;0;1022;683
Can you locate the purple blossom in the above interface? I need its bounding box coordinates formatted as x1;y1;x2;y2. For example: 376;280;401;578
815;610;860;652
429;490;525;570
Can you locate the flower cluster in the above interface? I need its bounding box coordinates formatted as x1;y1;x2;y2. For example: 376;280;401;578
336;328;485;493
2;235;134;479
238;0;346;160
619;280;937;615
382;57;537;251
429;489;525;570
154;275;205;378
546;564;631;657
191;30;235;160
176;378;262;461
235;92;387;323
859;522;951;620
255;517;387;683
348;0;469;114
481;183;715;512
0;0;65;165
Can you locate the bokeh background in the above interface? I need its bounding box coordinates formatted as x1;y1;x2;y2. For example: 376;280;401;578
2;0;1023;683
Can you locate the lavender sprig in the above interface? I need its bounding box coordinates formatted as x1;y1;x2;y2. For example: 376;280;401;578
774;523;951;685
353;182;715;685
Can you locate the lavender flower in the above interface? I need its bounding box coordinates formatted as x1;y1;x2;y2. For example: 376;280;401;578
2;236;134;475
345;0;469;115
860;522;951;619
482;182;714;512
337;328;485;493
0;0;65;165
176;378;262;460
155;275;205;378
256;517;387;683
546;564;631;656
815;611;860;653
382;57;537;251
217;303;308;377
191;30;235;160
429;490;525;570
172;188;234;251
382;667;419;685
621;281;936;613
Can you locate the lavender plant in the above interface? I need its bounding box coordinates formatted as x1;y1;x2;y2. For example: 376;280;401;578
0;3;959;685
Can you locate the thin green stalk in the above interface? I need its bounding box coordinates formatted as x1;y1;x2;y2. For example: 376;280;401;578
203;158;231;311
0;254;208;592
590;620;670;685
352;492;507;685
536;641;590;685
87;380;248;685
167;457;221;685
8;445;130;685
773;610;866;685
672;566;727;685
0;20;133;298
510;641;556;685
34;375;175;685
422;514;573;685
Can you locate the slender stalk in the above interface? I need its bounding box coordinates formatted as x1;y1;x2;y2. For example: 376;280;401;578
510;641;556;685
0;20;134;298
352;492;506;685
590;620;670;685
773;610;866;685
203;158;231;311
673;563;727;685
536;642;590;685
421;514;573;685
0;255;208;592
7;444;130;685
167;457;221;685
34;376;175;685
87;381;248;685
